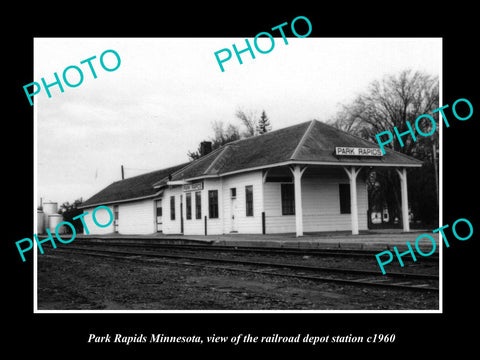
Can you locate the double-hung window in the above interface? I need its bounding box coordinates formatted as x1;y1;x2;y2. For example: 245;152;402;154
281;183;295;215
245;185;253;216
208;190;218;218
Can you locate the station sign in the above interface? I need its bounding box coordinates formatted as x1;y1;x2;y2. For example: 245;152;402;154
183;182;204;192
335;147;383;157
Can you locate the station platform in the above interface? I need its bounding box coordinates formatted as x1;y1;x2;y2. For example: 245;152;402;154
74;229;441;252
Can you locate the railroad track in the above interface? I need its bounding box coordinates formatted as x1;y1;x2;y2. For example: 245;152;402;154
73;239;439;261
56;245;439;292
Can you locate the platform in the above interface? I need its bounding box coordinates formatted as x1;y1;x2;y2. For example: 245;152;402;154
74;229;441;252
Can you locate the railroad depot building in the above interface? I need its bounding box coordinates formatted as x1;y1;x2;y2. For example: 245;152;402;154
78;120;422;237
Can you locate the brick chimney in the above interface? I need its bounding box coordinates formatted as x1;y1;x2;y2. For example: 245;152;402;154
200;141;212;156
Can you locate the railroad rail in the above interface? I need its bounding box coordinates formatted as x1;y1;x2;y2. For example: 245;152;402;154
72;238;440;261
55;245;439;292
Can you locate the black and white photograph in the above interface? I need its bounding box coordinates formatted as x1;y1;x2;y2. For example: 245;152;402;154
7;6;478;355
33;37;441;312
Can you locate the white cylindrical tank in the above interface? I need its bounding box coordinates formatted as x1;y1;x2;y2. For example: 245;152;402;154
43;201;58;215
48;214;64;234
37;209;45;234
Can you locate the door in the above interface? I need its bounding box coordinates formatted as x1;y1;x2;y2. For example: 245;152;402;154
155;200;162;232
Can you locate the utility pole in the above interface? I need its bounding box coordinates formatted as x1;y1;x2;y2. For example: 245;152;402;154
432;139;439;201
121;165;124;180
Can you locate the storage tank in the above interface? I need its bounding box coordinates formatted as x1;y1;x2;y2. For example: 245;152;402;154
48;214;64;234
43;201;58;215
43;202;59;231
37;209;45;234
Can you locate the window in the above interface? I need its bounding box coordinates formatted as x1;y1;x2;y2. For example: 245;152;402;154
195;191;202;219
245;185;253;216
156;200;162;217
230;188;236;198
208;190;218;218
339;184;351;214
281;183;295;215
186;192;192;220
113;205;119;232
170;196;175;220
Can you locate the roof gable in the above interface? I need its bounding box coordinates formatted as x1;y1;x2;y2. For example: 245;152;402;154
209;121;311;174
172;119;421;180
81;120;422;207
293;120;422;165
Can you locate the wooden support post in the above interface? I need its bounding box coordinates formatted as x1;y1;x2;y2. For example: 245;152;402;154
290;165;307;237
396;168;410;232
343;166;361;235
262;169;270;184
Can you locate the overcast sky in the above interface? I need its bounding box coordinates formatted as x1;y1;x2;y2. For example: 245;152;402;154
34;37;441;206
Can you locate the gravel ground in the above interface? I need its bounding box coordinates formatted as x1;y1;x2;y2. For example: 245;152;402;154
37;251;439;311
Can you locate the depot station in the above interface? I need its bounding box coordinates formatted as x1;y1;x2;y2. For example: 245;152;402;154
78;120;422;237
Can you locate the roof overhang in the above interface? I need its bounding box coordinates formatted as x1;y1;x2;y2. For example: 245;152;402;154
78;189;164;209
178;160;422;182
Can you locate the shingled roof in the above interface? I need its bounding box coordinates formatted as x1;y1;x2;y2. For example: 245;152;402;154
81;120;422;207
79;163;188;208
168;119;422;182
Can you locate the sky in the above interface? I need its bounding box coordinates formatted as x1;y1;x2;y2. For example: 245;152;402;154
34;37;441;207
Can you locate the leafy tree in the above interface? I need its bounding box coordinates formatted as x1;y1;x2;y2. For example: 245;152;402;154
58;198;84;233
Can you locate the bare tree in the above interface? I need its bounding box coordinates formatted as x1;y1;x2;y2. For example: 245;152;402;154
188;108;273;160
211;120;241;149
235;108;259;137
187;120;241;160
331;70;439;226
333;70;438;154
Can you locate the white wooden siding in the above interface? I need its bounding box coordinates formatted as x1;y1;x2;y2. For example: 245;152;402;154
264;183;295;233
221;171;264;234
82;206;114;235
182;171;264;235
83;167;369;236
264;167;368;233
201;178;223;235
162;187;184;234
183;188;205;235
163;184;210;235
117;199;155;234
